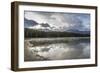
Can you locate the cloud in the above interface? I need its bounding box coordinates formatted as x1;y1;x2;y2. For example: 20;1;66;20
25;11;48;23
24;11;90;31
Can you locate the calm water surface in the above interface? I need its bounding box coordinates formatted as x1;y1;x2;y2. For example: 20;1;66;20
24;37;90;61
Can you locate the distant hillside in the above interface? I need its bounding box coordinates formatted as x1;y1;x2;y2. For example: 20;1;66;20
24;18;90;35
67;29;90;34
24;18;38;28
24;28;90;38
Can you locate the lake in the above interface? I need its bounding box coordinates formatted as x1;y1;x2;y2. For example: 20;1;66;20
24;37;90;61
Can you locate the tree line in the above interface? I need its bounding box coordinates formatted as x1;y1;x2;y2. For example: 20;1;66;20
24;28;90;38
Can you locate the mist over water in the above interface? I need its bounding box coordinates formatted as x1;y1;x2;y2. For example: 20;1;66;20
24;37;90;61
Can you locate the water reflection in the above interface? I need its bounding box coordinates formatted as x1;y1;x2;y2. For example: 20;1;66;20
24;38;90;61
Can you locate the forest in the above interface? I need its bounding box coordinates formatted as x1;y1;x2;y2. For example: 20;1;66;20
24;28;90;38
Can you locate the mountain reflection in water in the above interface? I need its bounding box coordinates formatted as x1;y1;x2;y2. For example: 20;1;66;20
24;37;90;61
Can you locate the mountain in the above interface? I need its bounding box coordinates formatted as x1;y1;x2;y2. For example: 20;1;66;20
24;18;38;28
40;23;50;27
24;19;90;35
27;22;52;31
67;29;90;34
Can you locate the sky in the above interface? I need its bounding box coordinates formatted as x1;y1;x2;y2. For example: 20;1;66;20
24;11;90;31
